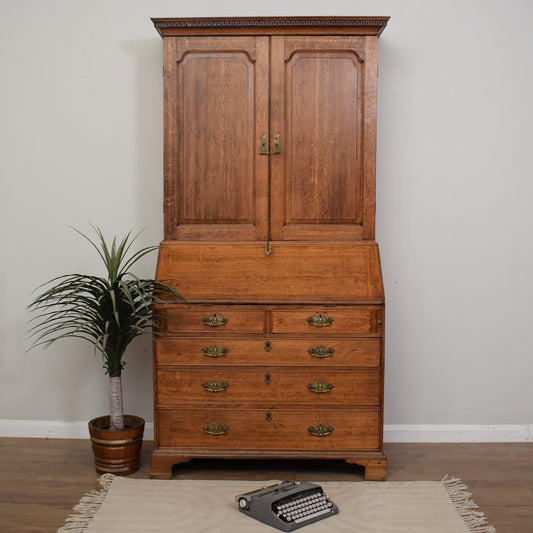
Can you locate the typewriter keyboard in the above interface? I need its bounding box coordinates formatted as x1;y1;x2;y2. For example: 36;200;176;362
274;490;335;524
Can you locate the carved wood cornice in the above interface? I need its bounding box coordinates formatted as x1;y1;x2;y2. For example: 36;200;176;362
152;16;389;37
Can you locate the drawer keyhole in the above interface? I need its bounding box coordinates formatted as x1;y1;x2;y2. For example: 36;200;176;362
264;373;272;385
265;411;272;422
264;341;272;352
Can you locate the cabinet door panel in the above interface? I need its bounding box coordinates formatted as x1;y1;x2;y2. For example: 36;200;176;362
164;37;269;240
270;36;377;241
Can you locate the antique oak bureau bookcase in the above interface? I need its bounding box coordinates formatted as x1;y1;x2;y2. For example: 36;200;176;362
151;16;389;480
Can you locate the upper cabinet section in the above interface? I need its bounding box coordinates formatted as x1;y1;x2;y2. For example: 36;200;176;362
153;17;388;242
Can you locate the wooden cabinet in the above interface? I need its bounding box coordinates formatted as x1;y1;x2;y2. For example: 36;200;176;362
151;17;389;481
158;20;384;242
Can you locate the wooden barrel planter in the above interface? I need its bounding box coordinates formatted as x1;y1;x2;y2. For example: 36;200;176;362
88;415;145;475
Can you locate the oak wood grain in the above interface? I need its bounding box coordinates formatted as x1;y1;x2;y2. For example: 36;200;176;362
156;368;381;405
270;36;374;241
160;25;381;241
271;308;380;334
155;242;385;303
164;37;269;241
155;337;382;367
155;408;381;451
159;308;265;334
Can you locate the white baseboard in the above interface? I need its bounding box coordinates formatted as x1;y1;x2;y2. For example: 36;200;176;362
0;420;530;442
0;419;155;440
383;424;532;442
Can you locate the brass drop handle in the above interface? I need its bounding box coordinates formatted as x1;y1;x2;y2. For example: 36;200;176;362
273;133;282;154
308;380;334;394
203;423;228;435
202;380;228;392
203;345;228;358
202;314;228;327
308;345;335;359
308;424;334;437
307;314;334;327
259;133;269;154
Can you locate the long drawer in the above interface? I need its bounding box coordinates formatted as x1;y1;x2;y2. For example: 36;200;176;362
156;369;381;405
156;407;381;451
155;337;382;367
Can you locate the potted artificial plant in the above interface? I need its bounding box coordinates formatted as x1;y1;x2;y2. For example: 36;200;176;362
27;226;184;475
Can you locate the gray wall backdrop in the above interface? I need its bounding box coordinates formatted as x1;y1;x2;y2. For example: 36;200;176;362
1;0;532;438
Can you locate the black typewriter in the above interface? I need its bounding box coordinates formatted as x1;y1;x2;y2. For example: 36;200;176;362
235;480;339;531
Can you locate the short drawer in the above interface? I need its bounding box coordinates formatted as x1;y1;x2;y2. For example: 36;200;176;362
271;309;381;334
156;407;381;451
159;309;265;333
155;337;381;367
156;369;380;405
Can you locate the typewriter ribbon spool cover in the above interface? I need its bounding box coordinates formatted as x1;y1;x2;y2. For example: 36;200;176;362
235;480;339;531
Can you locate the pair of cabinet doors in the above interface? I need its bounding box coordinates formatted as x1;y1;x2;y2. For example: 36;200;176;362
162;35;379;242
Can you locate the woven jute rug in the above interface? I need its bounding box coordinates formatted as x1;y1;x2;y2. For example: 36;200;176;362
58;475;496;532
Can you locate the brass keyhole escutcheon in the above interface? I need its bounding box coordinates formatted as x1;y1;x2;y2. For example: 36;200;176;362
265;341;272;352
265;411;272;422
273;133;281;154
264;373;272;385
259;133;269;155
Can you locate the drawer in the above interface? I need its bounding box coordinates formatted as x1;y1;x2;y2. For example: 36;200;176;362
155;337;382;367
156;407;381;451
271;309;381;334
160;309;265;333
156;369;380;405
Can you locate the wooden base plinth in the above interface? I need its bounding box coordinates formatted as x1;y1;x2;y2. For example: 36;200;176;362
346;456;387;481
150;452;191;479
150;449;387;480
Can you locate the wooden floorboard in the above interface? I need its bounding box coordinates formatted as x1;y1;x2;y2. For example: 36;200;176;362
0;438;531;532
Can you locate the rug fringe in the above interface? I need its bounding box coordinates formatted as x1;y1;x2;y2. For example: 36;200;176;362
441;475;497;532
56;474;116;532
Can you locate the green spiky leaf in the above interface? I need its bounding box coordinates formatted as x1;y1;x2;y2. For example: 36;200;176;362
27;226;185;379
